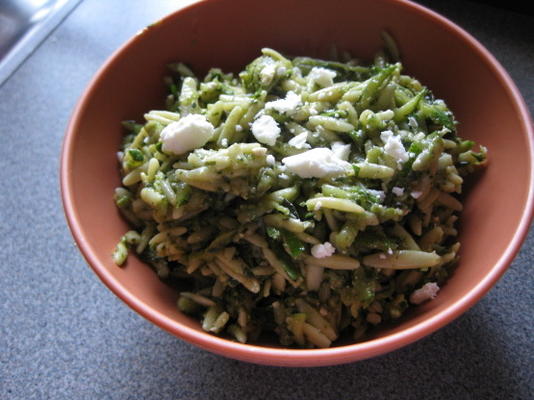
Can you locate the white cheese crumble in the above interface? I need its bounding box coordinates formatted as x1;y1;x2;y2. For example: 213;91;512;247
251;115;281;146
259;64;276;86
409;282;440;304
311;242;336;258
265;91;301;115
308;67;336;87
414;132;426;141
288;131;311;149
281;148;352;178
160;114;214;155
392;186;405;196
410;191;423;199
380;130;409;168
408;116;419;130
368;189;386;202
266;154;275;165
331;141;351;161
277;66;287;76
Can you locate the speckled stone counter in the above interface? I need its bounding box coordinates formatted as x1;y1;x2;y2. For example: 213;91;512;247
1;1;532;399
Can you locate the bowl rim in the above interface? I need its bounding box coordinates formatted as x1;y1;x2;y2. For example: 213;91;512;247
60;0;534;366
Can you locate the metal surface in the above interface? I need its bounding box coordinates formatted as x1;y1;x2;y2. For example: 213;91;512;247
0;0;82;86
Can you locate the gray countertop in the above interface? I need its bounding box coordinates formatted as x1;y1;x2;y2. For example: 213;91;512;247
1;1;533;399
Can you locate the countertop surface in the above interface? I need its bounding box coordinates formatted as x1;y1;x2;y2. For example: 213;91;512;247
1;1;532;399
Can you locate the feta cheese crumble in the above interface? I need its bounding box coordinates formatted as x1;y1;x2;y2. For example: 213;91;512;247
392;186;405;196
308;67;336;87
281;148;352;178
276;66;287;76
311;242;336;258
265;91;301;115
414;132;426;141
409;282;440;304
368;189;385;202
251;115;281;146
331;141;351;161
288;131;311;149
410;191;423;199
160;114;214;155
407;116;419;130
380;130;409;168
259;64;276;86
266;154;275;165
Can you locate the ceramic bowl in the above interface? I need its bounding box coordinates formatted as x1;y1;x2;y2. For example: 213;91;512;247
60;0;534;366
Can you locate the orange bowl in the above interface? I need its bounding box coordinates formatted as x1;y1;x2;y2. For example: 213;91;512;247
60;0;534;366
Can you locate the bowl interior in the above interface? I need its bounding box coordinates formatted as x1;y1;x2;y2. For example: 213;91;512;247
61;0;533;366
